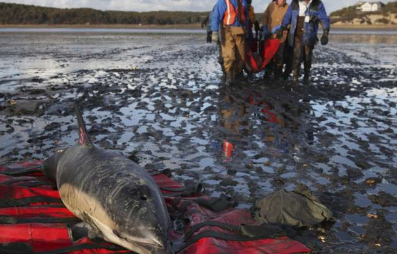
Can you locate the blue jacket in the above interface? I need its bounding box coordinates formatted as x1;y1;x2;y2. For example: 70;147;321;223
282;0;330;47
211;0;248;32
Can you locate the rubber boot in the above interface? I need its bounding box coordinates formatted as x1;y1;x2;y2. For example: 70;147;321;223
283;71;290;81
234;70;243;81
303;68;310;83
225;71;233;85
274;66;283;81
234;71;247;86
303;72;310;83
244;62;252;74
264;70;272;80
221;73;226;83
292;69;299;82
221;66;226;83
263;66;272;84
283;65;292;80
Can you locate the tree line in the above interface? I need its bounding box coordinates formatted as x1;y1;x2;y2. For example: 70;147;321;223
5;2;395;26
0;3;209;25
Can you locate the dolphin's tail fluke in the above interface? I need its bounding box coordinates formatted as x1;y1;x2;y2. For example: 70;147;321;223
73;103;94;148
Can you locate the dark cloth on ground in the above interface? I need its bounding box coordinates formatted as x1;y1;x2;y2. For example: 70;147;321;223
253;185;333;228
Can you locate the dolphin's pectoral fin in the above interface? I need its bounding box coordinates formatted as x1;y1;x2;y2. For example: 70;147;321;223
71;222;103;241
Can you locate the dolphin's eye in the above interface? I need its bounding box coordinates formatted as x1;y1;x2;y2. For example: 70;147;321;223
140;196;147;201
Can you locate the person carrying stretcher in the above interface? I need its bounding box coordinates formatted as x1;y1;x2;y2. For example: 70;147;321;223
262;0;289;80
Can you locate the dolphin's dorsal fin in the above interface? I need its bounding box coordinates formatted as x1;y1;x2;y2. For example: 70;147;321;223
73;103;94;148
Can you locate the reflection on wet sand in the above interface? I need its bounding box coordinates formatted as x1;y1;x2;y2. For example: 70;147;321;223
216;84;315;167
219;90;248;136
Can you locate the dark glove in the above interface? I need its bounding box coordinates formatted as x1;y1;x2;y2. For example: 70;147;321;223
276;27;284;39
321;28;329;45
254;20;260;32
206;31;212;43
212;32;219;43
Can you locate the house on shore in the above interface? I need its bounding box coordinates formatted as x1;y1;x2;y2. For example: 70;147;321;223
356;1;385;12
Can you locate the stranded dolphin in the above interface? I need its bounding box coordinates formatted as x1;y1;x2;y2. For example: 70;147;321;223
42;104;173;254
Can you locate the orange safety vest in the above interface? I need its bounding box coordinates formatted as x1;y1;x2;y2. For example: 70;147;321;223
223;0;246;26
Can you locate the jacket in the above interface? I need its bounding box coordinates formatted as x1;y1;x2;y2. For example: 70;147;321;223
262;2;289;42
211;0;248;32
282;0;330;46
248;5;256;23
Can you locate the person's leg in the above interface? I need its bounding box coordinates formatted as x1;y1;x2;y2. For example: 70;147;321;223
303;45;314;82
292;40;303;82
218;27;226;77
283;44;293;80
221;27;236;84
218;41;226;81
273;42;285;80
292;17;305;82
263;59;274;81
234;33;246;81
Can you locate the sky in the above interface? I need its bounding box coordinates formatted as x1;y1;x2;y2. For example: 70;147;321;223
1;0;395;13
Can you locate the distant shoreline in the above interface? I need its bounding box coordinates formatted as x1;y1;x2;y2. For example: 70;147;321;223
0;24;203;29
331;24;397;30
1;24;397;30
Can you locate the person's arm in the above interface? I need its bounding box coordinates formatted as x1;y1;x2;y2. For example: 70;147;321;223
211;0;226;32
276;4;292;39
261;4;271;37
249;5;260;31
281;4;292;28
205;12;213;43
261;4;270;27
317;3;330;31
243;0;249;27
207;11;214;32
201;14;209;28
249;6;256;23
317;3;330;45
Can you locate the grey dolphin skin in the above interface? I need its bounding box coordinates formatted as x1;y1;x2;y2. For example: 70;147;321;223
43;103;173;254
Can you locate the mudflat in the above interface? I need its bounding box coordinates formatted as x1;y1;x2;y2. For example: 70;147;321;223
0;30;396;253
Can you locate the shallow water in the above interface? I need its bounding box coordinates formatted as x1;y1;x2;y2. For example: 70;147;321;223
0;31;396;253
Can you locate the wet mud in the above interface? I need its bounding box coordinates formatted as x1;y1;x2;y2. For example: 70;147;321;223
0;32;397;253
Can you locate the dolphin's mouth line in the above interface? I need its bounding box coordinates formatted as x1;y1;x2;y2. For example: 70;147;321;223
126;239;165;248
120;232;166;248
114;230;163;248
115;233;164;248
89;215;165;249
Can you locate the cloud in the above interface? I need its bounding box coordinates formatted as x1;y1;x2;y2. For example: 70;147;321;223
1;0;395;13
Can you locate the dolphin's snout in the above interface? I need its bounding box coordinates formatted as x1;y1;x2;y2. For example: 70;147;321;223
151;231;173;254
153;241;174;254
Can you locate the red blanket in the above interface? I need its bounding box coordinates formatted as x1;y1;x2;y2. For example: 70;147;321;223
0;161;311;254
